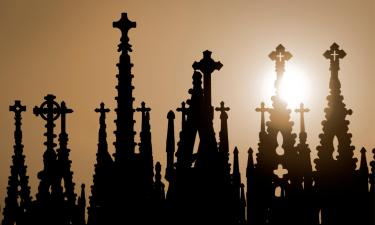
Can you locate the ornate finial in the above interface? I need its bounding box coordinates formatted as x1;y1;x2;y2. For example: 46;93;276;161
323;43;346;71
192;50;223;109
60;101;73;133
113;13;136;32
295;103;310;134
192;50;223;75
176;102;188;129
95;102;110;115
215;101;230;119
9;100;26;114
34;94;61;150
167;110;175;120
33;94;61;121
255;102;269;133
136;101;151;114
269;44;292;93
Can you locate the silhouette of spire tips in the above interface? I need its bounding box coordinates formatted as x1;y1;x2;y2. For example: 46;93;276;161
113;13;136;30
248;147;253;154
234;147;239;154
360;147;366;153
9;100;26;113
167;110;175;119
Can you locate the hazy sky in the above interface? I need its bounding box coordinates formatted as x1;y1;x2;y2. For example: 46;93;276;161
0;0;374;211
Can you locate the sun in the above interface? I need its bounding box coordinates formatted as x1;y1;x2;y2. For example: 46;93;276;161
261;64;310;108
279;64;310;108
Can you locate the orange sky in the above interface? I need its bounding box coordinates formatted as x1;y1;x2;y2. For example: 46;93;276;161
0;0;374;211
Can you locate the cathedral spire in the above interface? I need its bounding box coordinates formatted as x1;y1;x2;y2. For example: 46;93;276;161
56;101;76;207
113;13;137;163
137;102;154;192
255;102;269;133
315;43;356;173
88;103;113;225
33;94;62;203
2;101;32;225
314;43;356;225
216;101;231;178
165;110;175;182
359;147;369;193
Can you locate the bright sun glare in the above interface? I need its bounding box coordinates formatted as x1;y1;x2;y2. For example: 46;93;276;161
262;64;310;108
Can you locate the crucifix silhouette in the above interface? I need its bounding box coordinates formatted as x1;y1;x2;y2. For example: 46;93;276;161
136;101;151;115
269;44;292;94
60;101;73;134
273;164;288;179
137;101;151;131
255;102;269;133
10;100;26;147
193;50;223;110
95;102;110;117
323;42;346;71
113;13;136;52
176;101;188;129
215;101;230;119
34;94;61;150
10;100;26;115
295;103;309;134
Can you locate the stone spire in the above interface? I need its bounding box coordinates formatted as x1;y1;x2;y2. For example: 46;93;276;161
315;43;356;225
215;101;231;179
112;13;137;163
191;51;221;170
33;94;62;203
56;101;76;207
88;103;113;225
232;147;242;224
2;101;32;225
165;110;175;182
246;148;256;225
253;45;299;224
359;147;369;192
137;102;154;193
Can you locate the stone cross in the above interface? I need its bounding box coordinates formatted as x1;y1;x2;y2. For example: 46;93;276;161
9;100;26;115
10;101;26;144
273;164;288;179
33;94;61;149
60;101;73;134
269;44;292;92
323;43;346;71
193;50;223;107
295;103;309;133
136;101;151;115
215;101;230;119
113;12;136;31
177;101;188;129
95;102;110;115
255;102;269;133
